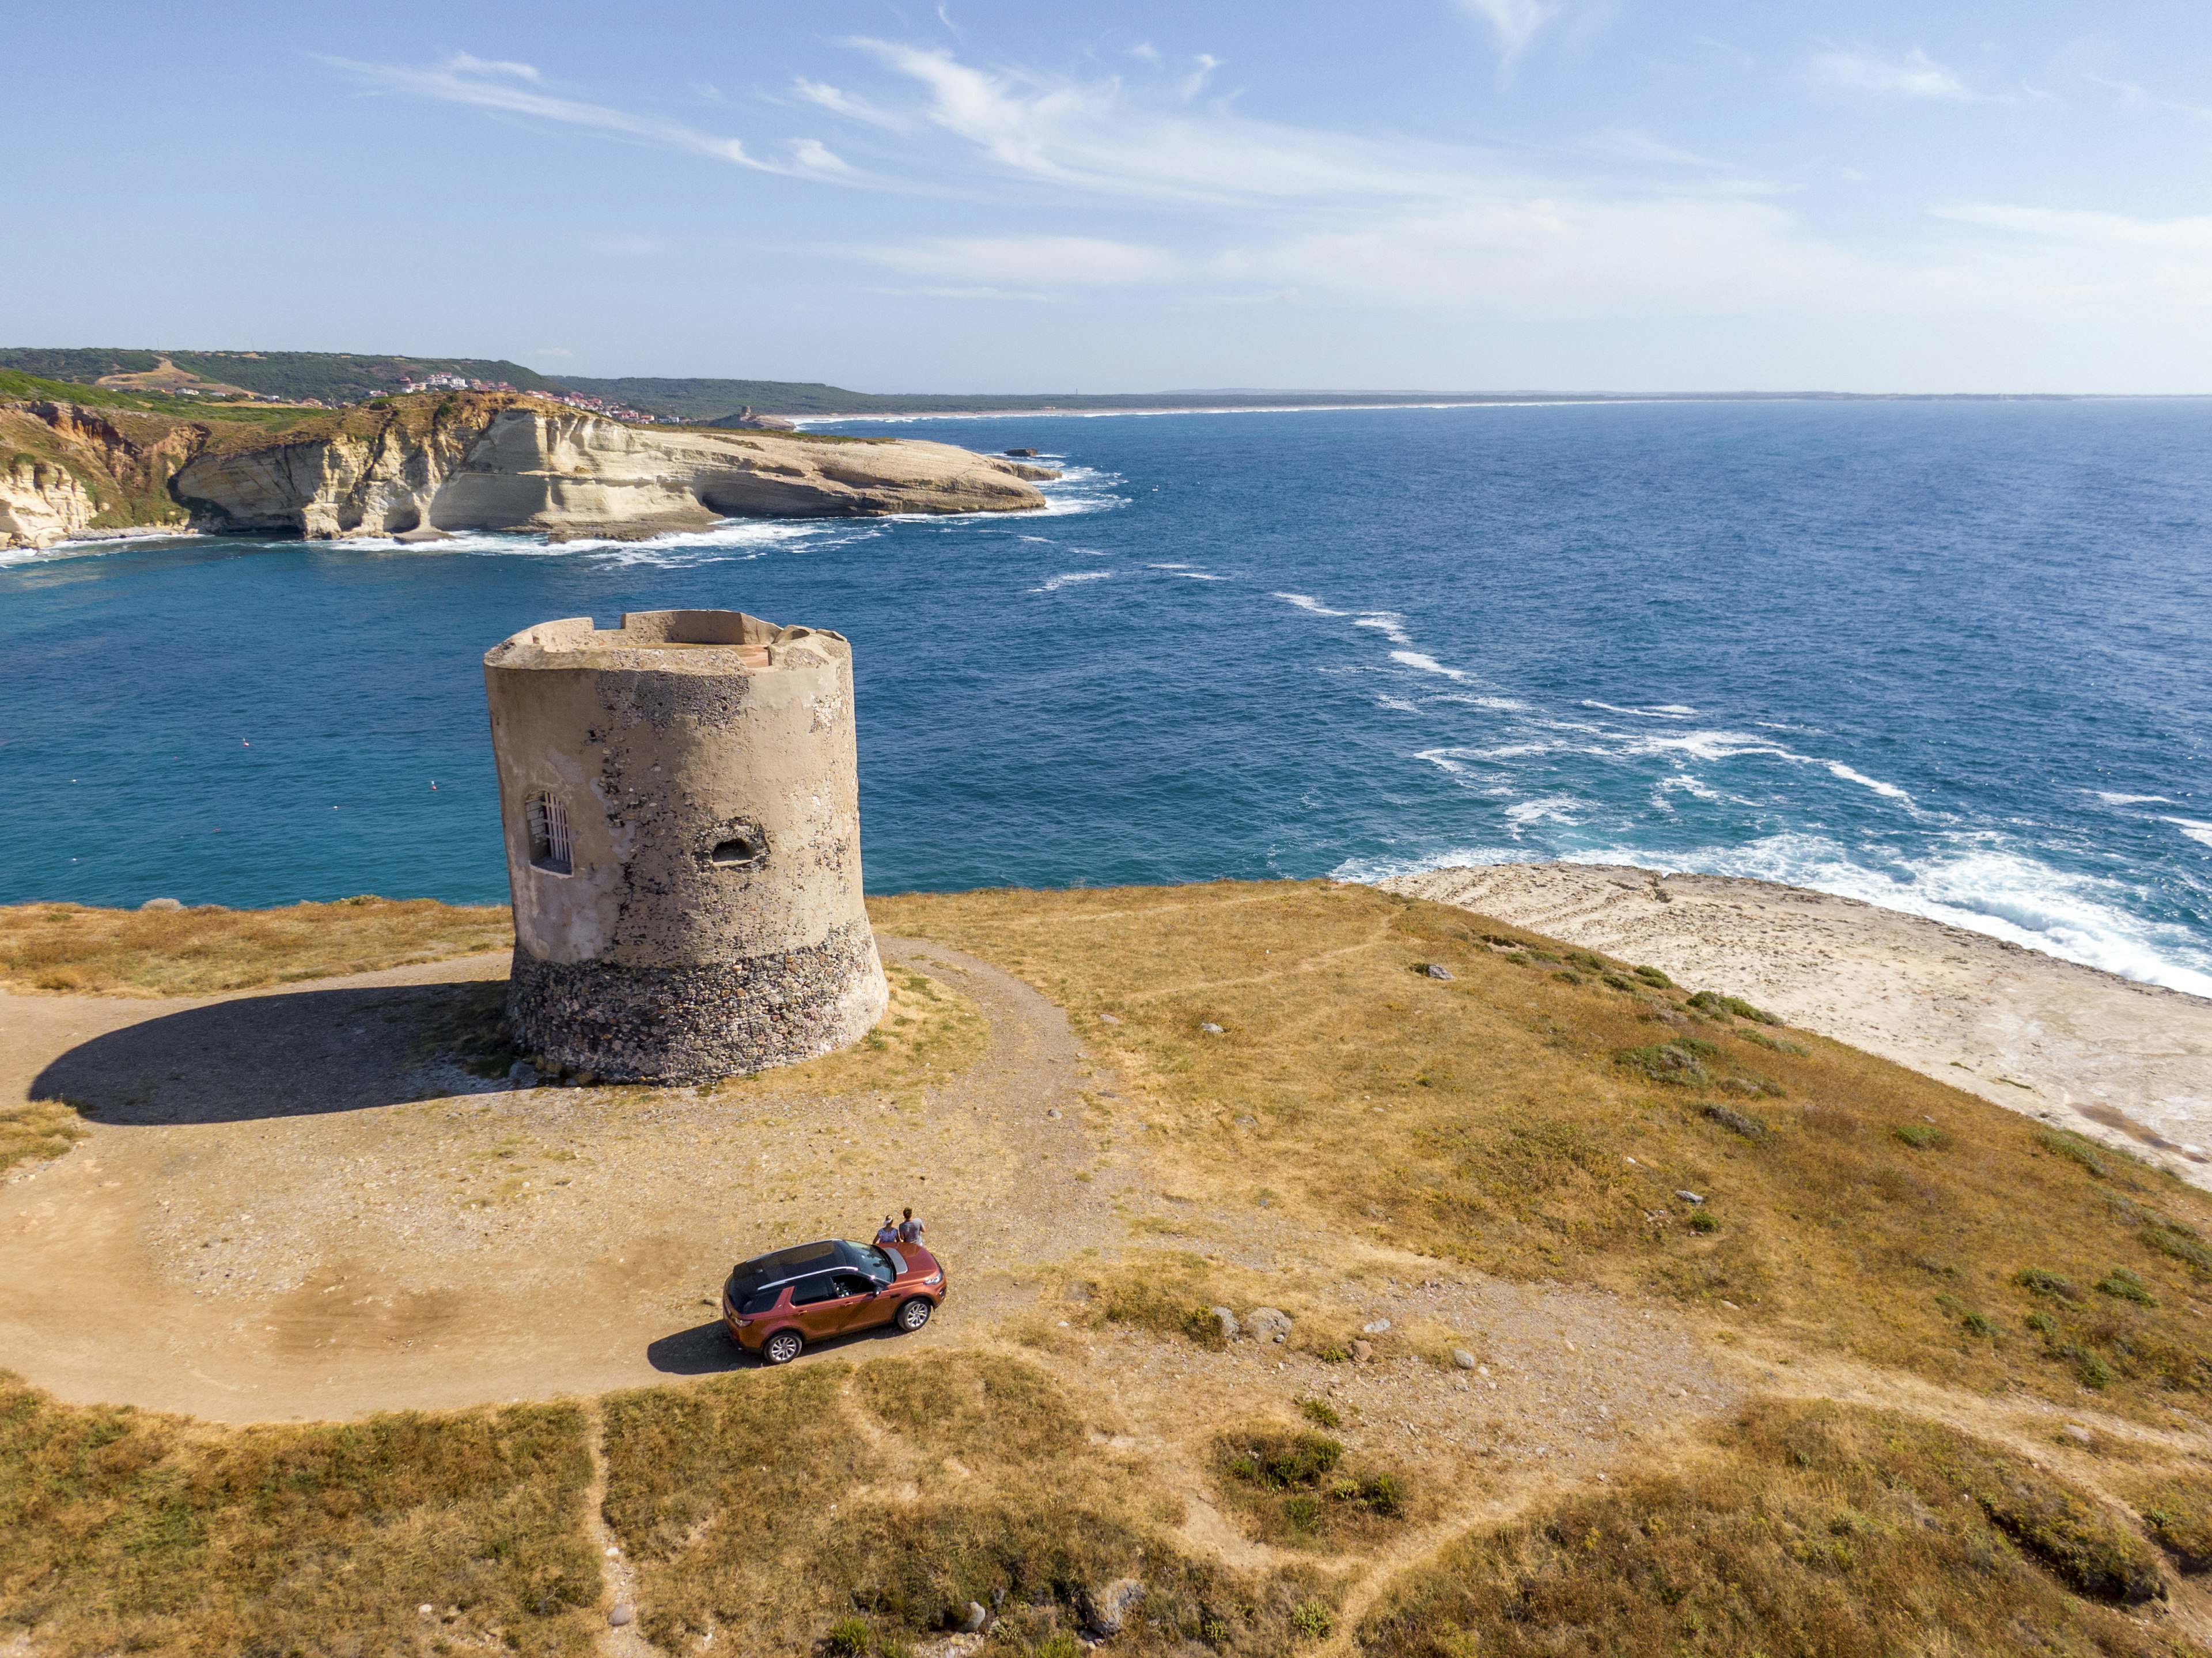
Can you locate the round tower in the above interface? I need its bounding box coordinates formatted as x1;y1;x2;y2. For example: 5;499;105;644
483;608;888;1082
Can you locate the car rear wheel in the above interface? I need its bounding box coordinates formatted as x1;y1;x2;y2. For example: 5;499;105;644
762;1329;804;1366
896;1297;933;1333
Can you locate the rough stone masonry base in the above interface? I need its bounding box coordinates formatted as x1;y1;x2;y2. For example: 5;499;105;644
506;921;888;1083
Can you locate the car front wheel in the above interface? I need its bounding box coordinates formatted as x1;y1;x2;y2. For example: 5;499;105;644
762;1329;804;1366
896;1298;933;1333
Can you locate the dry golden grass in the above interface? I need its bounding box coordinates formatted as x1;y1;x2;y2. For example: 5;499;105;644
871;882;2212;1422
1357;1398;2186;1657
598;1350;1330;1656
17;884;2212;1655
2129;1469;2212;1575
0;1372;597;1656
0;1100;88;1172
0;898;512;997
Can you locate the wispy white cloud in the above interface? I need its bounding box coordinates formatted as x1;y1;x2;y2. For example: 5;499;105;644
322;52;834;177
1581;125;1730;170
1934;203;2212;249
1457;0;1561;81
2086;71;2212;123
865;235;1181;287
837;39;1501;204
791;76;912;130
1811;46;1979;101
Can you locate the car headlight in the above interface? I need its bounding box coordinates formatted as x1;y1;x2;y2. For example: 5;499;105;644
922;1270;942;1286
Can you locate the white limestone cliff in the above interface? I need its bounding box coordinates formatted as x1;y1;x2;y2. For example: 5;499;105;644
170;399;1057;540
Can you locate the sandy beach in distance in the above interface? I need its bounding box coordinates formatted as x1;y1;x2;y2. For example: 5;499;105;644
1382;861;2212;1193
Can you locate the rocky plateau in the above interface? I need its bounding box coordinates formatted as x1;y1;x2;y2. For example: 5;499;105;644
0;391;1058;548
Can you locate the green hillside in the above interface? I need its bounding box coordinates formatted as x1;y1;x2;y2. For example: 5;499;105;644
0;349;565;404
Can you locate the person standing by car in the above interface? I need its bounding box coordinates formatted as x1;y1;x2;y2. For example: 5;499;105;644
897;1207;924;1246
873;1215;899;1247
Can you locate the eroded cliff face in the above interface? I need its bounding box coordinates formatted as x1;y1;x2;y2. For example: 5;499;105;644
0;453;96;547
171;398;1056;539
0;401;198;548
0;392;1058;550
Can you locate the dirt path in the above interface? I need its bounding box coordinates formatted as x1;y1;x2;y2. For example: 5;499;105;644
0;938;1127;1422
1384;862;2212;1189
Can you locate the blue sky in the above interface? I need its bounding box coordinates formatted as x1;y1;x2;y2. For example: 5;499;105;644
9;2;2211;392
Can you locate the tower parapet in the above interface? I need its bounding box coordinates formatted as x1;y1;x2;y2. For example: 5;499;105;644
483;608;888;1081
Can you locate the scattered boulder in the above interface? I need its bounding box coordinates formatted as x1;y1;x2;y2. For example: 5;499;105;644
507;1060;540;1088
1082;1578;1146;1637
608;1604;634;1628
1006;447;1041;457
1234;1114;1257;1128
1362;1318;1392;1334
1453;1349;1477;1369
1248;1306;1293;1343
1417;962;1455;981
2063;1425;2095;1447
1350;1339;1374;1362
1099;1013;1122;1024
1210;1306;1240;1342
1046;1108;1062;1119
959;1601;988;1633
139;896;184;911
1676;1190;1705;1205
1200;1021;1225;1035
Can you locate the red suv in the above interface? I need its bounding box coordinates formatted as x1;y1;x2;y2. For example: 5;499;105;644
721;1236;946;1365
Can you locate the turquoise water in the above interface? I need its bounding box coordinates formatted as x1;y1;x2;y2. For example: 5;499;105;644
3;399;2208;994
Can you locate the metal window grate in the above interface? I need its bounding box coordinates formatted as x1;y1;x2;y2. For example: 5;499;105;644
525;792;571;875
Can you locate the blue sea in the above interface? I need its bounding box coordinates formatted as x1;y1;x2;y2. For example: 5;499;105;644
3;400;2209;997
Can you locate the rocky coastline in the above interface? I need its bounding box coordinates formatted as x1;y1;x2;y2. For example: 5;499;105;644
0;390;1058;549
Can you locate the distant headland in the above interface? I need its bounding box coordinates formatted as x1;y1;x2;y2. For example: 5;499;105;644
0;359;1058;548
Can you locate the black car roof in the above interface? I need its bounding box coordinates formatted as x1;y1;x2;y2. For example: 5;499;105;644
729;1238;899;1294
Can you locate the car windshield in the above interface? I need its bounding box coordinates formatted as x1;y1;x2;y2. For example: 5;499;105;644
851;1243;903;1280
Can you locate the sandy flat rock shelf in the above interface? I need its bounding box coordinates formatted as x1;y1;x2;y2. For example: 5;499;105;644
170;394;1056;539
0;387;1060;548
1382;861;2212;1188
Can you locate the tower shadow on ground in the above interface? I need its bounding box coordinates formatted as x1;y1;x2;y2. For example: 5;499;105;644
30;979;511;1125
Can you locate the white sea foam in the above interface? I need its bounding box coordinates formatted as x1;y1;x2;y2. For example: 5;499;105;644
1375;695;1419;713
1;528;202;566
1355;613;1412;645
1173;571;1227;581
1274;592;1349;616
1583;699;1695;719
1430;693;1532;711
1503;796;1585;830
2100;792;2174;805
1391;649;1472;682
1823;762;1915;804
2167;818;2212;849
1033;464;1126;517
1036;570;1113;592
1414;747;1479;776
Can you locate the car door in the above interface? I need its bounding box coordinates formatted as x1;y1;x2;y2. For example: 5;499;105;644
834;1271;895;1333
786;1271;850;1338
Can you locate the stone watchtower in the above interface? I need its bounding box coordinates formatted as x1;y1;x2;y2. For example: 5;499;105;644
483;609;888;1082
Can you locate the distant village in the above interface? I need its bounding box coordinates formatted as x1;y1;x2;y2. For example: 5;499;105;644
396;370;662;422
